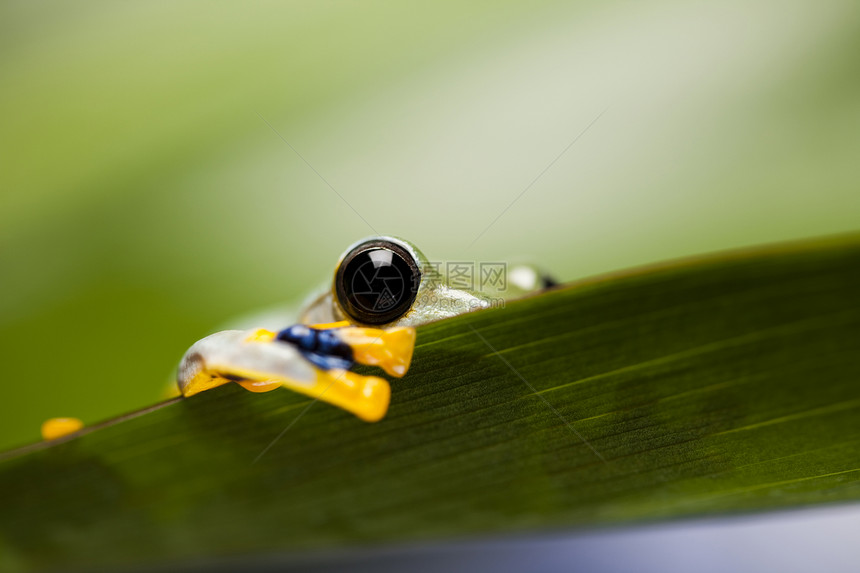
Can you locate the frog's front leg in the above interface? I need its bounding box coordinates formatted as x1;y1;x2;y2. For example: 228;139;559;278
177;329;392;422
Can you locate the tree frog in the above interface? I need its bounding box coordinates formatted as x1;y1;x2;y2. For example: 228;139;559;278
175;236;555;421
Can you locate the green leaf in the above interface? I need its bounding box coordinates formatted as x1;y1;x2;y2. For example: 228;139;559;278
2;235;860;571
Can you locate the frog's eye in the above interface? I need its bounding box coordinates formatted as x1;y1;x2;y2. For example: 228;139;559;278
334;239;421;325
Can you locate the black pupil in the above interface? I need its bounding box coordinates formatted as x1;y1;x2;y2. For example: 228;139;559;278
337;245;419;325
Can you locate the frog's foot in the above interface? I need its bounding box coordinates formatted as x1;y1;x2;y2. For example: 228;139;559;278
238;369;389;420
308;368;390;422
337;326;416;377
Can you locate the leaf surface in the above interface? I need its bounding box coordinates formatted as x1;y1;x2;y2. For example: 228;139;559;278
2;235;860;571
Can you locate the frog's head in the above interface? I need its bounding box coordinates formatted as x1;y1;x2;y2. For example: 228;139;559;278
320;236;491;327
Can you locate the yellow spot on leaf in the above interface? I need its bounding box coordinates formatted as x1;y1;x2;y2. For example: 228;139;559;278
41;418;84;441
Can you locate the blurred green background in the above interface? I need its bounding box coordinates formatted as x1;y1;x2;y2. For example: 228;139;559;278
1;0;858;452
